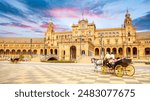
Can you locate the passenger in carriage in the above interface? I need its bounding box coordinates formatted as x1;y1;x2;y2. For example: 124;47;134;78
103;52;111;65
104;52;111;60
110;52;115;60
104;52;115;67
109;52;115;63
109;52;115;66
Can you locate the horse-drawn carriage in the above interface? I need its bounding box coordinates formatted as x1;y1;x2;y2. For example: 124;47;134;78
93;58;135;77
10;58;20;64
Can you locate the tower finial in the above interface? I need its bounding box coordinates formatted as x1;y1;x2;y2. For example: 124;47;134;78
125;8;130;17
127;9;129;14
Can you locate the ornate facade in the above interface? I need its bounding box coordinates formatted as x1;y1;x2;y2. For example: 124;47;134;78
0;11;150;61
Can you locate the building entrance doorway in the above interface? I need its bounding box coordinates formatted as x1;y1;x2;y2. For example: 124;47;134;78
70;46;76;60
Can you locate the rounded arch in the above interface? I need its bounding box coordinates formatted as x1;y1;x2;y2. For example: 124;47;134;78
12;49;15;54
126;47;131;54
82;50;85;55
40;49;43;55
0;49;4;54
126;47;131;58
145;47;150;55
28;50;32;54
5;49;10;54
106;48;111;53
22;50;27;55
16;50;21;54
54;49;57;55
48;57;58;61
133;47;137;55
118;48;123;55
112;48;117;54
44;49;47;55
50;49;53;54
95;48;99;56
33;50;37;55
70;46;76;60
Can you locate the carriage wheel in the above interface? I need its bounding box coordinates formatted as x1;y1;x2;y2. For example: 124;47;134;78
115;65;124;77
101;66;107;74
126;65;135;76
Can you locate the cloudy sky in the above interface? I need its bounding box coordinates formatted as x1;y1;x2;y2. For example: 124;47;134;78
0;0;150;38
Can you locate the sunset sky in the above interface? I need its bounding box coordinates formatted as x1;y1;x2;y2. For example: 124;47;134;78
0;0;150;37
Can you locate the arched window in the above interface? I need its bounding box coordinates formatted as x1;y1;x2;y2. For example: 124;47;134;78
133;47;137;55
112;48;117;54
12;49;15;54
54;49;57;55
0;49;4;54
28;50;32;54
22;50;27;55
5;49;10;54
16;50;21;54
95;48;99;56
128;32;131;36
33;50;37;55
106;48;111;53
82;50;85;55
40;49;43;55
145;48;150;55
45;49;47;55
126;47;131;55
50;49;53;54
118;48;123;55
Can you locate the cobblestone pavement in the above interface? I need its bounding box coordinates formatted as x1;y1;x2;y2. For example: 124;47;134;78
0;62;150;84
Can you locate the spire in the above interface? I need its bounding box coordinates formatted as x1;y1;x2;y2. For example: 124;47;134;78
127;9;129;14
125;9;130;18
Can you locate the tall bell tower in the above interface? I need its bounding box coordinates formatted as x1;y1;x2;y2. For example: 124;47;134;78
45;22;54;45
124;10;136;44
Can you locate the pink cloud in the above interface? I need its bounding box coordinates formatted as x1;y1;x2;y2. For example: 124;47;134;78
46;8;116;20
54;24;69;31
47;8;81;19
40;22;69;31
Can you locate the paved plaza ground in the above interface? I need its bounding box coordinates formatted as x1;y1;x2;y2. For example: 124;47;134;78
0;62;150;84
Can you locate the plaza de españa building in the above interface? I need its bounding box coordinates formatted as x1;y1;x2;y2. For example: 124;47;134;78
0;11;150;62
